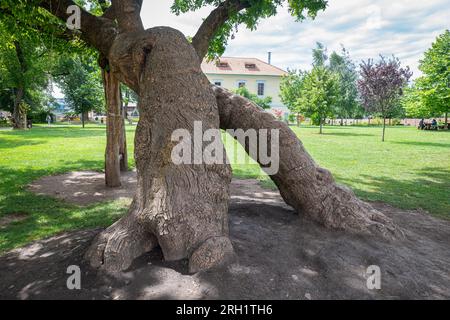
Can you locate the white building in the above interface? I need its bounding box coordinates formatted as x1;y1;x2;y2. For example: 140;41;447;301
201;57;288;110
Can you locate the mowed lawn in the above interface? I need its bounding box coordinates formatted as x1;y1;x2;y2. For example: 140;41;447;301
0;124;449;253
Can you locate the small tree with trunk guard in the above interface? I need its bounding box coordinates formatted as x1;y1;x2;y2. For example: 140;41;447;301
358;56;412;141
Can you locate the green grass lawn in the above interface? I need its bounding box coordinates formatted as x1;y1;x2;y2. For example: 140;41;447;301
0;124;449;253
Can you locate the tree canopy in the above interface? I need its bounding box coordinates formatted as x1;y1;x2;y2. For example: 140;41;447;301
298;66;339;133
358;55;412;141
172;0;328;59
402;30;449;121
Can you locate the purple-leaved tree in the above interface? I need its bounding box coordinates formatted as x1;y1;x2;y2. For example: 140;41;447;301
358;56;412;141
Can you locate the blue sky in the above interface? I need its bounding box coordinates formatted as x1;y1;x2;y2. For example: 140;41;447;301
141;0;450;79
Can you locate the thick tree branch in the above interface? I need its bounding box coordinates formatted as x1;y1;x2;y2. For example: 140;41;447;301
111;0;144;33
192;0;249;59
39;0;117;55
213;85;402;239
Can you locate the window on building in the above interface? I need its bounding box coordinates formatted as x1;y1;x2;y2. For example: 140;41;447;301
213;80;222;86
245;63;256;69
217;61;229;68
237;81;246;88
257;82;265;96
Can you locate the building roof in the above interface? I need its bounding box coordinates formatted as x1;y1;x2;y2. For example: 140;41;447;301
201;57;287;76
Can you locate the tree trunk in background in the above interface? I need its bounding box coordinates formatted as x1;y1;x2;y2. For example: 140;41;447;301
12;41;27;130
86;28;234;273
214;85;401;239
382;117;386;142
445;112;448;125
12;87;26;130
103;69;122;187
81;112;85;128
319;118;323;134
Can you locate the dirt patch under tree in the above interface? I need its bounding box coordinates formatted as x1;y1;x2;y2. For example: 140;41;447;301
0;171;448;299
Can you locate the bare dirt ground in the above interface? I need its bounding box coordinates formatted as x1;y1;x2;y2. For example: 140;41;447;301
0;171;449;300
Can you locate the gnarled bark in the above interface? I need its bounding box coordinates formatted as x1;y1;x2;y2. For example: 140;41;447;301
214;85;402;239
86;27;234;273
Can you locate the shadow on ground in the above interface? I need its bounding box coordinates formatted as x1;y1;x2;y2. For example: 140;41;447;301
336;167;450;219
0;178;449;300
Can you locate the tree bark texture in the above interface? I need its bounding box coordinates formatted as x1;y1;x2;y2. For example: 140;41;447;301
86;28;234;273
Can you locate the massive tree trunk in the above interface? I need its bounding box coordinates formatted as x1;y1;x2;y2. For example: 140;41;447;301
86;27;234;273
103;69;122;187
214;86;401;239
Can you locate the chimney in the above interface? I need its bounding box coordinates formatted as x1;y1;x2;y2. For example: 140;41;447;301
268;52;272;65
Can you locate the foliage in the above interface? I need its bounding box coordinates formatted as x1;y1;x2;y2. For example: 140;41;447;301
298;66;339;130
358;56;412;117
0;23;53;114
280;69;306;114
54;54;105;124
234;86;272;109
402;30;449;119
280;44;362;124
172;0;328;59
329;47;364;120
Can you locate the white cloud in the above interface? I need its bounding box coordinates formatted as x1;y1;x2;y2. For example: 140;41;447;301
140;0;450;78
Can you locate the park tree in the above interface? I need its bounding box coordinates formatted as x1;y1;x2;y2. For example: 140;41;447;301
4;0;401;273
403;30;449;123
329;47;362;125
0;22;53;129
54;54;104;128
298;66;339;133
312;42;328;67
280;69;306;125
358;56;412;141
234;86;272;109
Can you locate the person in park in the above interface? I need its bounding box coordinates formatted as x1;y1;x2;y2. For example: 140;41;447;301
8;0;403;273
46;114;52;126
419;118;425;130
431;119;438;130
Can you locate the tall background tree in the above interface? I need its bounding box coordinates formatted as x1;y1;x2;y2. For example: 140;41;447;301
4;0;400;274
280;69;306;125
54;54;104;128
298;66;339;133
329;47;363;125
402;30;449;123
358;56;412;141
0;22;53;129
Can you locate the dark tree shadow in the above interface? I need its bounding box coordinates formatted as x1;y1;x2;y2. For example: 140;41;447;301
321;132;375;137
335;167;450;218
392;141;450;148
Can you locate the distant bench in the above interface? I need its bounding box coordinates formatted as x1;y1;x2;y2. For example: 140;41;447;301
419;123;449;130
